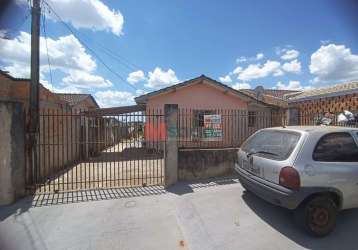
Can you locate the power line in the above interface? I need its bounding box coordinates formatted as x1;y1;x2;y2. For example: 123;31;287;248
82;36;145;72
5;5;31;38
42;0;138;91
70;30;144;72
38;5;145;73
41;6;54;92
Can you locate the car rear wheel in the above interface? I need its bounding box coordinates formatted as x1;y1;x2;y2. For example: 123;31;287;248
295;195;337;237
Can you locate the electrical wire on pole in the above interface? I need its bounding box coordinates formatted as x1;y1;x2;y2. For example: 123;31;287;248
29;0;41;185
42;0;139;91
41;7;54;92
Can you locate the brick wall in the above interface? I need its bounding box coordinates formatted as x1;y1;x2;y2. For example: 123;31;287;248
0;74;84;185
290;93;358;114
0;73;68;109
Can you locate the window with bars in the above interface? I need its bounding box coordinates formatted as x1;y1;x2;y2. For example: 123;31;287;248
192;110;215;139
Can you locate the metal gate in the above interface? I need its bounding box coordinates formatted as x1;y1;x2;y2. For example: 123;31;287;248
26;106;165;193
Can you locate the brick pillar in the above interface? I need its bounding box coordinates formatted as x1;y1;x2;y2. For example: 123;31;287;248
0;101;26;205
164;104;178;187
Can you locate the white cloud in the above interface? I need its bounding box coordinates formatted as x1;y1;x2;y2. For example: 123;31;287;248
3;64;30;78
282;59;301;74
145;67;179;88
17;0;124;36
236;56;247;63
280;49;299;60
238;60;282;81
222;48;303;84
275;80;312;90
224;49;302;83
236;53;264;64
0;32;95;74
94;90;135;108
309;44;358;83
0;32;112;90
256;53;264;60
46;83;82;94
275;81;301;90
320;40;331;45
0;29;7;38
232;82;251;90
219;75;232;84
127;70;146;84
62;70;113;89
232;66;243;75
135;89;147;96
273;69;284;76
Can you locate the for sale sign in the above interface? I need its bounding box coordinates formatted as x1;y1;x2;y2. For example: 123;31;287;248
203;114;223;140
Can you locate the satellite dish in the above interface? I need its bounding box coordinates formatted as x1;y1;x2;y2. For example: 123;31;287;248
254;86;264;100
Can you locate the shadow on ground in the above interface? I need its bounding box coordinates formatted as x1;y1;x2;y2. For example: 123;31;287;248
0;197;33;222
89;148;164;162
166;175;239;195
0;176;239;222
242;191;358;250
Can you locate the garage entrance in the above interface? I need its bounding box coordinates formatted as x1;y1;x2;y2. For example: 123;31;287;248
26;105;165;193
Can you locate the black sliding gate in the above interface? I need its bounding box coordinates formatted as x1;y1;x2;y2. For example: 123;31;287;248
26;107;165;193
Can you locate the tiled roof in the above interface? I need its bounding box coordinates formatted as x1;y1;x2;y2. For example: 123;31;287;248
56;93;99;108
288;81;358;103
240;89;289;108
244;89;301;99
135;75;284;108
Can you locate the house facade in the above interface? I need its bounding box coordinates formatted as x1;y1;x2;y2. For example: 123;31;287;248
135;75;277;111
135;75;284;147
287;81;358;125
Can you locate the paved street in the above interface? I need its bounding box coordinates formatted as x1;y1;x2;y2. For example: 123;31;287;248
1;177;358;250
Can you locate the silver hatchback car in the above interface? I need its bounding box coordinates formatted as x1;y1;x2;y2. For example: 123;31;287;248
235;126;358;237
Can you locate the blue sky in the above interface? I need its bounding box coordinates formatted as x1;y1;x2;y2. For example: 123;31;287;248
1;0;358;107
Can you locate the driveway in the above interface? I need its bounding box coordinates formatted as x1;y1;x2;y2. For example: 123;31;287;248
1;177;358;250
41;141;164;193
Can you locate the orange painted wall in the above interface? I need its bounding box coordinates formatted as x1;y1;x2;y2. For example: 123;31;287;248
144;82;250;147
146;82;248;111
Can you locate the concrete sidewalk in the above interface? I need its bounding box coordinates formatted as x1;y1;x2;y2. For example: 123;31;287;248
1;177;358;250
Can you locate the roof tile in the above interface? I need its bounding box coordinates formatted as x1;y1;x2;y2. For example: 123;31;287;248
288;81;358;102
56;93;97;107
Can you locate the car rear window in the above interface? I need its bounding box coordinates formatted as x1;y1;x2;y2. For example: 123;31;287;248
241;130;301;160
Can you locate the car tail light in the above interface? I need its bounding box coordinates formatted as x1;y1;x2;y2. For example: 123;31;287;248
279;166;300;190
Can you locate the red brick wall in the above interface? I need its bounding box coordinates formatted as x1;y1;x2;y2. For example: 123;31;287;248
0;74;68;109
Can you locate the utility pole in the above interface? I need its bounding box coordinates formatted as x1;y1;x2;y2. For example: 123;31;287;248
29;0;41;185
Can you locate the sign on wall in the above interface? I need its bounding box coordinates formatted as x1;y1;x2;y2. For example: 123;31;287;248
203;114;223;140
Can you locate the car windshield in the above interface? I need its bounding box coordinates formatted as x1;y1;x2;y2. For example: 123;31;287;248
241;130;301;160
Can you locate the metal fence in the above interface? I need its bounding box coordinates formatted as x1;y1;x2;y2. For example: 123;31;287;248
177;109;357;149
177;109;286;148
26;106;357;193
26;108;165;193
298;110;358;127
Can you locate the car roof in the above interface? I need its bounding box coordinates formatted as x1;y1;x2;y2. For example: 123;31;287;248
264;126;358;134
